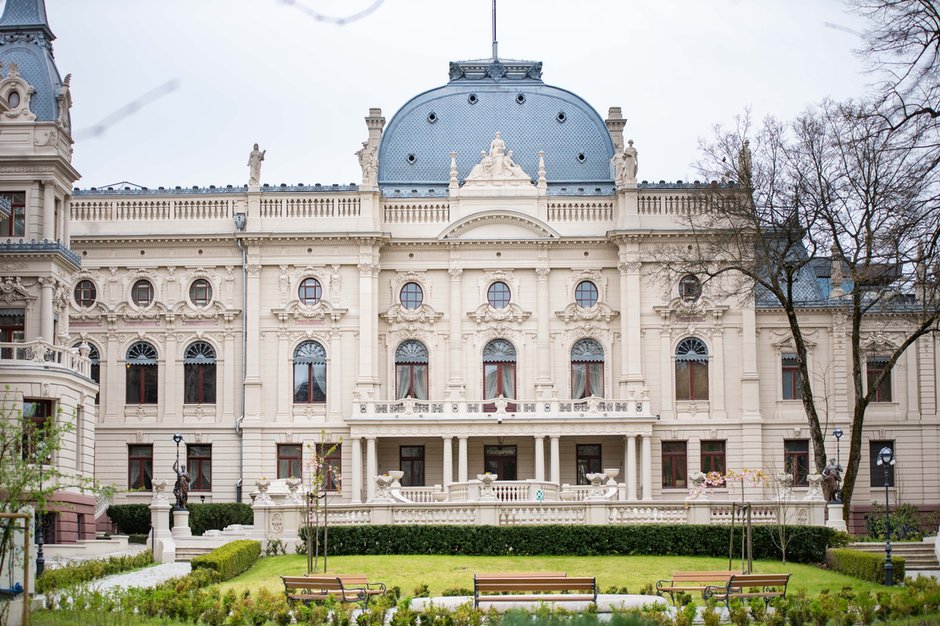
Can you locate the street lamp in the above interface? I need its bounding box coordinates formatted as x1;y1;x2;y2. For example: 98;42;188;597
876;446;896;586
832;428;844;471
35;460;45;578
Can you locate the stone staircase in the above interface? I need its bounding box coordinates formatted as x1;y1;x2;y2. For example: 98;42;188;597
174;545;215;562
848;541;939;571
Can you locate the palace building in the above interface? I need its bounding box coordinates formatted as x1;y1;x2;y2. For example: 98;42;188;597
1;0;937;542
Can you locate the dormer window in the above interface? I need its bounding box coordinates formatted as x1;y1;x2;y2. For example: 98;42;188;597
7;91;19;108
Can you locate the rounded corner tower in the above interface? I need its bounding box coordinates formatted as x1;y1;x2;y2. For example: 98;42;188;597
378;58;616;197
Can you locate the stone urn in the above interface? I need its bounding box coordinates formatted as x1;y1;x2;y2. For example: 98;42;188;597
477;473;498;500
686;471;708;501
603;468;620;486
388;470;405;489
285;476;304;504
255;477;273;504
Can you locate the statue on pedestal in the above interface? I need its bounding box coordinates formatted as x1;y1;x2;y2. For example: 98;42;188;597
172;459;190;510
821;458;842;503
248;143;266;186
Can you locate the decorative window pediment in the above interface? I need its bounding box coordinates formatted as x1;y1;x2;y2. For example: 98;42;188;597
555;301;618;323
381;303;443;325
468;301;531;324
0;276;34;303
0;64;37;122
439;211;559;240
274;299;347;323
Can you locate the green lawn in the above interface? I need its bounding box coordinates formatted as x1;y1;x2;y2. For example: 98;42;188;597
219;553;892;600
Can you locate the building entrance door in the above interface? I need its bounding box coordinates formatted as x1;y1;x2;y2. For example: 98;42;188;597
484;445;517;480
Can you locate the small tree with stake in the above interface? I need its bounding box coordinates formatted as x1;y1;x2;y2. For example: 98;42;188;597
305;434;342;574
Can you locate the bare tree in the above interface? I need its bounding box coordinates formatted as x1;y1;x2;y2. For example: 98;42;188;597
671;97;940;519
849;0;940;128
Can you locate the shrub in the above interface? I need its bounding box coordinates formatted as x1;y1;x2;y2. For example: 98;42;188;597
191;539;261;581
864;503;927;541
295;524;843;563
186;502;253;536
825;548;906;583
36;550;154;594
106;504;151;535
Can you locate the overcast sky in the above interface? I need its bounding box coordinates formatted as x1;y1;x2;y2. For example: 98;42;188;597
42;0;871;190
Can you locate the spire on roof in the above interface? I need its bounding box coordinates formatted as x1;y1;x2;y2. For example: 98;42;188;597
0;0;54;39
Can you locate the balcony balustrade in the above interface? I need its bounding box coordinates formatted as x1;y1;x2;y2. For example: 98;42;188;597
0;339;91;378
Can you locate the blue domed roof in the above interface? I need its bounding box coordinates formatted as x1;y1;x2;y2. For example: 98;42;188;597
378;59;615;196
0;0;64;123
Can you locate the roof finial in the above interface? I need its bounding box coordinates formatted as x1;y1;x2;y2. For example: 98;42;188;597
491;0;498;60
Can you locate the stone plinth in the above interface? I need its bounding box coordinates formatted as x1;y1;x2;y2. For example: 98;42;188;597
825;503;847;532
171;509;193;538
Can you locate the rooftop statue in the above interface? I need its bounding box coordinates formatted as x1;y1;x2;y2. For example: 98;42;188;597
614;139;638;189
466;132;530;182
248;143;265;186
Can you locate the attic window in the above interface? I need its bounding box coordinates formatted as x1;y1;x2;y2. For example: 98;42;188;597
468;93;478;105
7;91;19;108
406;154;417;164
516;93;526;104
577;153;586;163
556;111;567;123
427;112;438;123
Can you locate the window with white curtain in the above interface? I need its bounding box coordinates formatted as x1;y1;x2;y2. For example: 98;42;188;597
293;341;327;403
570;338;604;399
483;338;516;399
395;340;429;399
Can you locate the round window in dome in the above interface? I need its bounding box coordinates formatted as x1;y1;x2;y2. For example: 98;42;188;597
406;153;417;164
468;93;478;105
556;111;567;123
516;93;526;104
427;112;438;123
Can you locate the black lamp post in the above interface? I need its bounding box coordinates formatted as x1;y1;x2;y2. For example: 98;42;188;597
832;427;844;471
876;446;896;586
36;460;45;578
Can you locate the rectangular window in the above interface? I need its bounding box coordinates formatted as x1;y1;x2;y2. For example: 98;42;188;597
0;192;26;237
0;308;25;359
662;441;688;489
22;399;53;462
400;445;425;487
576;444;602;485
277;444;303;480
314;443;341;491
784;439;809;487
867;357;892;402
781;353;802;400
128;444;153;490
700;440;726;486
187;444;212;492
870;440;896;488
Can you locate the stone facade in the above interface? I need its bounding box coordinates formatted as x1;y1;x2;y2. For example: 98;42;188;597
1;2;937;544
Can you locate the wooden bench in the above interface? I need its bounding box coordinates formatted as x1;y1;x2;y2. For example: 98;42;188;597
655;571;741;605
703;573;791;609
473;574;596;608
281;574;386;607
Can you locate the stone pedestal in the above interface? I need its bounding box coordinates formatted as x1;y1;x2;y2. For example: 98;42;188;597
148;480;176;563
825;503;847;532
171;509;193;538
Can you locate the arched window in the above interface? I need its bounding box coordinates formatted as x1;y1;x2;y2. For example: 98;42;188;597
395;340;428;399
675;337;708;400
126;341;158;404
483;339;516;400
571;338;604;399
293;341;326;403
184;341;216;404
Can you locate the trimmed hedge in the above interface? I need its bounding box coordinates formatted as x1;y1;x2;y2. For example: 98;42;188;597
298;524;847;563
191;539;261;581
108;502;252;536
107;503;151;535
826;548;906;583
36;550;154;594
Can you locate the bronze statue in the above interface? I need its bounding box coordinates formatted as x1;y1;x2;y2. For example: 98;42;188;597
821;458;842;503
172;459;190;510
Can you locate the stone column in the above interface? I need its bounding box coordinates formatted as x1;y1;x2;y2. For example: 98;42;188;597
62;195;71;246
162;332;178;421
328;330;342;419
105;332;120;419
534;436;545;481
244;261;263;421
625;435;637;501
39;277;54;342
535;264;553;398
351;437;362;503
618;252;644;393
641;435;652;501
42;180;55;240
458;436;468;483
740;303;763;472
659;322;674;420
710;327;727;419
366;437;377;501
356;260;379;398
550;436;560;484
276;330;290;418
447;266;464;399
442;436;453;486
222;331;236;421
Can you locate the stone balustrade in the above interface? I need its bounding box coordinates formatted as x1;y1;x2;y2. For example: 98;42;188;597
0;339;91;378
354;396;652;420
